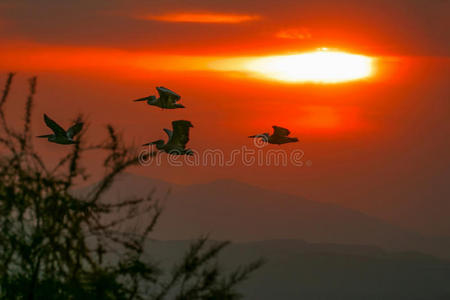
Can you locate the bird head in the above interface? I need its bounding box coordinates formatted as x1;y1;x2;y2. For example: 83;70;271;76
148;95;157;103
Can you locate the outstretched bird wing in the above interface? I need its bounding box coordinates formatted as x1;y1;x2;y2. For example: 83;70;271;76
163;128;173;141
157;86;181;106
165;120;193;150
67;122;84;138
272;125;290;137
44;114;66;136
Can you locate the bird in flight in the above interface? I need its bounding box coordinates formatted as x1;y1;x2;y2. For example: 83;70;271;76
143;120;194;155
133;86;185;109
37;114;83;145
249;126;299;145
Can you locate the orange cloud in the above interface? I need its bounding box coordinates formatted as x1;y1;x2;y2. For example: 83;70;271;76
276;28;312;40
139;12;260;24
0;44;216;74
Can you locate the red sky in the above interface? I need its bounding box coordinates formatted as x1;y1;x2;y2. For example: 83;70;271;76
0;0;449;236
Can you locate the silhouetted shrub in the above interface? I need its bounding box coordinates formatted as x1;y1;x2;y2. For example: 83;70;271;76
0;73;263;299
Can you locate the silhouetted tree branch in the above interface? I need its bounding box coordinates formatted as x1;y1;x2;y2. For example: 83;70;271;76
0;73;263;299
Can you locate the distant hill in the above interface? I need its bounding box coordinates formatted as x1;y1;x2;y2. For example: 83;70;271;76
80;173;450;259
146;239;450;300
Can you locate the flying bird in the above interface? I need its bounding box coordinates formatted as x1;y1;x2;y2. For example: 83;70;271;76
143;120;194;155
37;114;83;145
133;86;185;109
249;126;298;145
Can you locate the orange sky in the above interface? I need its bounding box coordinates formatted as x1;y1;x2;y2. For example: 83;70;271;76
0;0;449;236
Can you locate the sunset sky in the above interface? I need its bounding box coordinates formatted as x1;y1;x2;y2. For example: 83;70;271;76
0;0;449;236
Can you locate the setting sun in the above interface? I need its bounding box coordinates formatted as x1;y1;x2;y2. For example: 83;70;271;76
243;50;374;83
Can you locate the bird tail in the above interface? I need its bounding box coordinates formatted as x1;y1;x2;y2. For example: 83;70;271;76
175;104;185;108
133;97;148;102
37;134;52;138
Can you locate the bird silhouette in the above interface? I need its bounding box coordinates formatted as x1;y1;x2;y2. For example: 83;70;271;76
249;126;298;145
133;86;185;109
37;114;83;144
143;120;194;155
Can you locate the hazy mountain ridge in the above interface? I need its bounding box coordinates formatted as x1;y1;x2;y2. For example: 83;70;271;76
83;172;450;259
77;175;450;299
146;239;450;300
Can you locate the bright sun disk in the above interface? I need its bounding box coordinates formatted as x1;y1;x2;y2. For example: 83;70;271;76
243;51;373;83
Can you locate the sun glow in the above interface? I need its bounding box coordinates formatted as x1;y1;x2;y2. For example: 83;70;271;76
242;50;373;83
